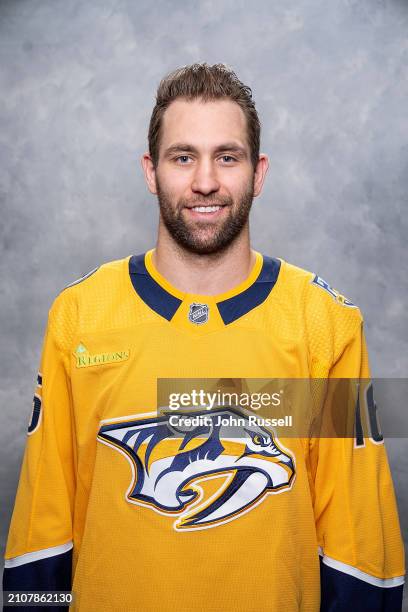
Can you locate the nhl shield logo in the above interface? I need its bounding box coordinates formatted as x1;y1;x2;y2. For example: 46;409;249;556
188;303;209;325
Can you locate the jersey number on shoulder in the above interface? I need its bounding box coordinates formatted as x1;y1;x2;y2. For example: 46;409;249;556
28;372;42;435
311;275;356;308
355;381;384;446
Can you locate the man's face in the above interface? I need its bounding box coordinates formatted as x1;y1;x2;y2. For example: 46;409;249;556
154;98;256;255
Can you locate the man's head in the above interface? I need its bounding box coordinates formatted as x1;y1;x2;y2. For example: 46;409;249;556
142;63;268;255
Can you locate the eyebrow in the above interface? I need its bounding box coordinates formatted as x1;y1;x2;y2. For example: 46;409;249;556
163;142;248;158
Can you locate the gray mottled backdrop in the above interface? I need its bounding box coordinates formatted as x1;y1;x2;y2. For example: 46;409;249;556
1;0;407;604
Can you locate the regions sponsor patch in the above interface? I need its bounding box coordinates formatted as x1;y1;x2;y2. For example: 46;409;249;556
311;275;356;308
73;343;130;368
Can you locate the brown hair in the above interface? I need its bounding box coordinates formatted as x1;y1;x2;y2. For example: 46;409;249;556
148;62;260;169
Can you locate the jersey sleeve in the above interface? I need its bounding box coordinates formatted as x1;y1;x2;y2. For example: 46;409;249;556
309;319;405;611
3;294;76;605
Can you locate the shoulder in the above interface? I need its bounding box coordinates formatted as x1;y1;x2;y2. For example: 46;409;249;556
278;258;362;318
47;255;131;347
276;258;364;366
60;256;129;295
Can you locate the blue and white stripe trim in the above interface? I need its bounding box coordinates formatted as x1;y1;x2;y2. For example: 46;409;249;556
4;541;73;568
318;546;405;588
63;266;99;290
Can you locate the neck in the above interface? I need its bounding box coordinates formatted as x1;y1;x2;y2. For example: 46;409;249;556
152;225;255;296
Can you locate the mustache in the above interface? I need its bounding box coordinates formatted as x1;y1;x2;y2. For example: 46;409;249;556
180;195;233;208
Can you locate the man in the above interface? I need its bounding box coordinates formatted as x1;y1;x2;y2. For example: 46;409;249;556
3;63;405;611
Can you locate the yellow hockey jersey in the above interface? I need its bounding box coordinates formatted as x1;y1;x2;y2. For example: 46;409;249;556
3;250;405;611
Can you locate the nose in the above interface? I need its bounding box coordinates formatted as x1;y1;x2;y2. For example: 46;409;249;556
190;159;220;195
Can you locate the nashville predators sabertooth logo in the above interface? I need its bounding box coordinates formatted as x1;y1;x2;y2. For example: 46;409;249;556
97;407;296;531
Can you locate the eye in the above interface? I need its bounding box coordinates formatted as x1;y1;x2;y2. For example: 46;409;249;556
253;434;262;445
220;155;236;163
175;155;192;164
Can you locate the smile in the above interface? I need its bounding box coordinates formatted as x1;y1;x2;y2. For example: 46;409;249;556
190;205;224;213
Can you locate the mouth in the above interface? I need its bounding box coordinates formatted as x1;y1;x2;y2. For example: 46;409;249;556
184;204;228;219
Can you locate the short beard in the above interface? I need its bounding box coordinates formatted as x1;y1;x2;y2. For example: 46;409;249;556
156;178;255;256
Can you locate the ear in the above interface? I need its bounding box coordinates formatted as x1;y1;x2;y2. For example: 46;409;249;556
141;152;158;195
253;154;269;198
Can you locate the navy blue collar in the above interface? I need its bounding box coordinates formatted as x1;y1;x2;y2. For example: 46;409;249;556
129;253;281;324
